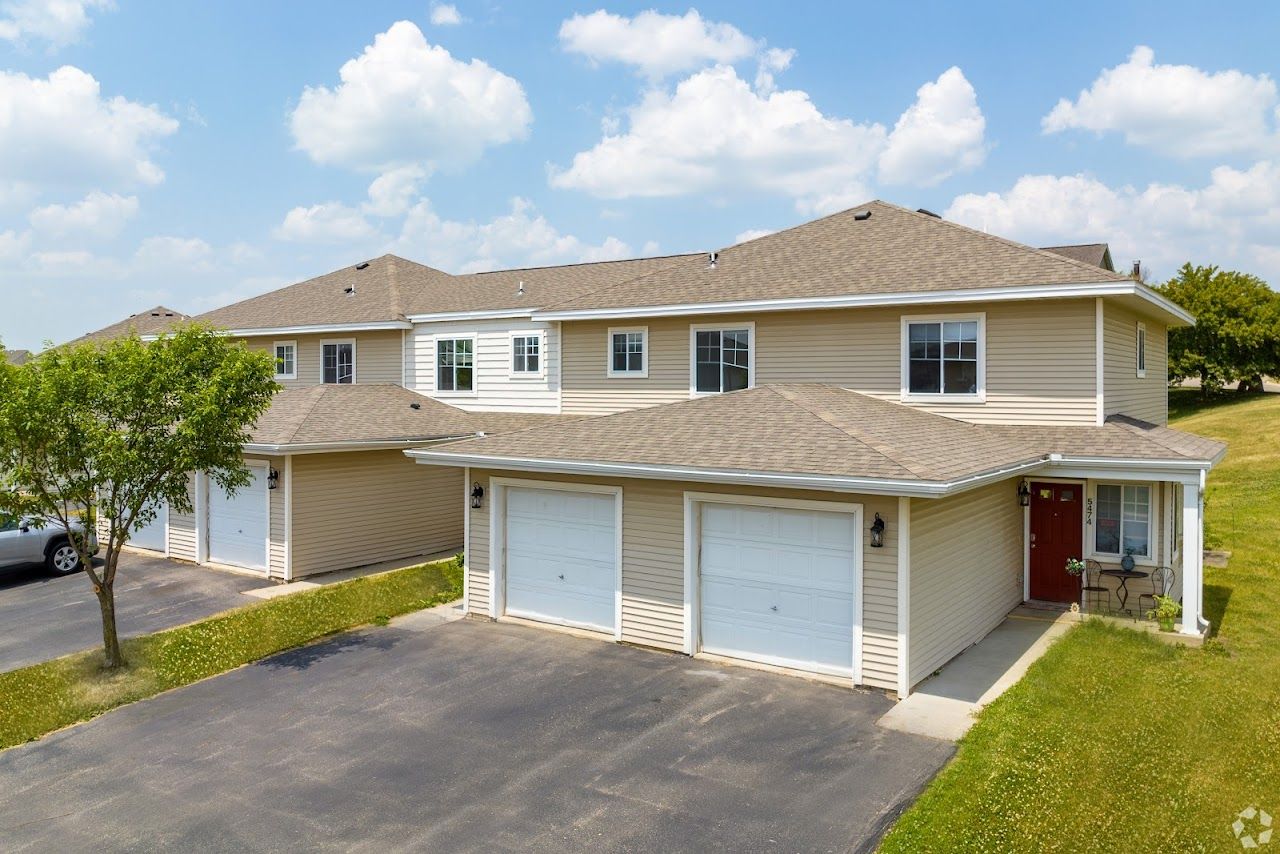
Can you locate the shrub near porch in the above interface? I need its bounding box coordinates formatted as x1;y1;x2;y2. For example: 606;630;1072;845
881;390;1280;853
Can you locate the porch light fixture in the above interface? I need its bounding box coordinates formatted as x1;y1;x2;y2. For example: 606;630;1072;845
470;482;485;509
267;468;280;490
1018;480;1031;507
869;513;885;548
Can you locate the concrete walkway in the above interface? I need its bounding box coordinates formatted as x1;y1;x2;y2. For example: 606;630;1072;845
878;613;1075;741
241;550;459;600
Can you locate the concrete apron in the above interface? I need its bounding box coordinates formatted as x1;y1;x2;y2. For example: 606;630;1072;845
877;614;1075;742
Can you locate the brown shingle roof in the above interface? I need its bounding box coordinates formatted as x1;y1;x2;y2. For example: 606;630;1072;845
1040;243;1115;271
413;384;1224;488
4;349;31;365
247;384;574;449
540;201;1132;315
68;306;190;344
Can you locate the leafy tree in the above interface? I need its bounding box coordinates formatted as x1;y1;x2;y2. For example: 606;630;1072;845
0;327;276;669
1158;264;1280;395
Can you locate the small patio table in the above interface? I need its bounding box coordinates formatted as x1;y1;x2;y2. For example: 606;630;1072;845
1100;568;1150;615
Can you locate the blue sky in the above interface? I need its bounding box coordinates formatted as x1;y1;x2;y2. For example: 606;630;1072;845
3;1;1279;349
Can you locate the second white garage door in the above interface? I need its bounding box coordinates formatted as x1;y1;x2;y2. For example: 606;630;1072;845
207;468;268;571
699;501;858;678
504;486;617;633
128;500;168;552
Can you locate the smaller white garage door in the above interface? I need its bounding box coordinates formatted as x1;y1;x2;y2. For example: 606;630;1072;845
505;486;617;633
207;469;268;571
700;502;858;677
128;500;168;552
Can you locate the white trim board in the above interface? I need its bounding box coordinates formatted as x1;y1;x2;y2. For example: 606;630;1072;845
143;320;412;341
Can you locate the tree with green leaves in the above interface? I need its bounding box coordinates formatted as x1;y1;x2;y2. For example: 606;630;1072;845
0;326;277;669
1158;264;1280;395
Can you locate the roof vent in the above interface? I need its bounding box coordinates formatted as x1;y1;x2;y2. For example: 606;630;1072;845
853;210;872;221
708;251;719;269
355;262;370;270
409;402;422;410
916;208;940;218
344;286;355;295
517;280;525;297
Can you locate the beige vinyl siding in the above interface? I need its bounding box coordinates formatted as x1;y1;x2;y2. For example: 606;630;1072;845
1103;302;1168;424
407;320;561;413
289;450;463;578
561;299;1098;425
167;474;200;561
238;331;404;388
464;469;900;690
269;465;287;580
908;478;1024;687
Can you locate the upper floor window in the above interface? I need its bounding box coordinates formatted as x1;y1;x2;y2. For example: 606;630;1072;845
1136;322;1147;378
273;341;296;380
511;334;541;376
608;327;647;377
321;341;354;384
1094;483;1151;559
692;325;752;395
437;337;474;392
902;314;985;401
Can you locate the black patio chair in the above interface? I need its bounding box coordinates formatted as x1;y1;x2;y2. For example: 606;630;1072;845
1082;559;1111;615
1137;566;1175;618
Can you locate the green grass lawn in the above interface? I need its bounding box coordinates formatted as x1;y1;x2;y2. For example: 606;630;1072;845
882;390;1280;853
0;556;463;751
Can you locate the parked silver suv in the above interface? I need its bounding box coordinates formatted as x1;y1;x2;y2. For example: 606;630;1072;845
0;513;99;576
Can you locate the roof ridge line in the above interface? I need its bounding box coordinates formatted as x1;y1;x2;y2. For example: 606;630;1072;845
532;253;706;314
283;385;330;445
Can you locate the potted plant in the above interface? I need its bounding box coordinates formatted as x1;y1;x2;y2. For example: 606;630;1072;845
1147;595;1181;632
1065;557;1085;576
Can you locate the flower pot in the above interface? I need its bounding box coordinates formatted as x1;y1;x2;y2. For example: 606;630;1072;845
1158;617;1175;632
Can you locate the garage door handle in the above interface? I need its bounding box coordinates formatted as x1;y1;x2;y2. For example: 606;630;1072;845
770;605;778;612
558;574;565;580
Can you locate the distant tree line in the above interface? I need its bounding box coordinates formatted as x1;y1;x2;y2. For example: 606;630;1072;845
1158;263;1280;396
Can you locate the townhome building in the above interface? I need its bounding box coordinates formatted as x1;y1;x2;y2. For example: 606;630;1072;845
118;200;1221;697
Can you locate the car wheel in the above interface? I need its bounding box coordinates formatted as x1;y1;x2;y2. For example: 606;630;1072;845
46;541;83;576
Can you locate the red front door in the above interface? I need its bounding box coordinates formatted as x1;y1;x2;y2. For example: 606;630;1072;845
1029;481;1084;604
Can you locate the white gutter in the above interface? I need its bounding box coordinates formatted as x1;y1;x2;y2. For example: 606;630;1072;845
532;281;1195;326
246;434;478;455
1046;453;1219;472
143;320;413;341
405;308;536;323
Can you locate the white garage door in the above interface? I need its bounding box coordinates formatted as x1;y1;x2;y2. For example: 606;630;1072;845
129;500;167;552
700;502;858;677
505;486;617;633
207;469;268;571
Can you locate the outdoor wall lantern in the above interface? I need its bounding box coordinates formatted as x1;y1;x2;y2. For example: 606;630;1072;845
470;482;485;509
267;468;280;490
869;513;885;548
1018;480;1031;507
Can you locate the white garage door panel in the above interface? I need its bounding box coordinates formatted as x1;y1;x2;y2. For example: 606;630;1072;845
207;469;267;570
129;500;167;552
505;487;616;633
700;503;856;677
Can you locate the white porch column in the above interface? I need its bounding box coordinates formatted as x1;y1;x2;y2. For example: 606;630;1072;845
1180;473;1204;636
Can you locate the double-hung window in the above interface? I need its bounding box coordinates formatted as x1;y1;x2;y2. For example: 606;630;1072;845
693;325;752;394
608;328;647;377
273;341;296;380
903;315;984;399
321;341;354;384
1136;322;1147;378
437;338;474;392
511;334;541;375
1094;483;1151;558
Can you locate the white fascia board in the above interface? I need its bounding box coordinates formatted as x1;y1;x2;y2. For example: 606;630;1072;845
404;450;1050;498
141;320;413;341
245;435;478;455
406;309;535;323
533;281;1195;326
1046;454;1217;475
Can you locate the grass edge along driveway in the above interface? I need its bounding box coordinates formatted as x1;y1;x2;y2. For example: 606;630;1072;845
0;556;463;750
881;390;1280;853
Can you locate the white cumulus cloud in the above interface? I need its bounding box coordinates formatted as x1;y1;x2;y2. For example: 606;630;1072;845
559;9;759;79
274;202;381;244
879;66;986;186
0;66;177;194
133;236;216;272
0;0;113;48
429;3;462;26
363;165;428;217
289;20;531;174
28;190;137;239
944;161;1280;283
1042;46;1279;158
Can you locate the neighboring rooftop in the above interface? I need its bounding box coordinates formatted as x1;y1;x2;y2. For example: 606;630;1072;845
68;306;190;344
4;349;31;366
409;384;1225;491
1040;243;1115;272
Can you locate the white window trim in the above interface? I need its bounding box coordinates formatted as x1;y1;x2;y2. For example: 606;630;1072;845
689;321;755;398
319;338;356;385
508;331;546;380
681;491;864;686
434;333;477;397
1136;321;1147;378
487;476;623;641
272;340;297;381
900;312;987;404
1087;480;1157;567
606;326;648;378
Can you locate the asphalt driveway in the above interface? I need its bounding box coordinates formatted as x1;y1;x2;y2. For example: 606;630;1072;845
0;551;260;671
0;617;953;853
